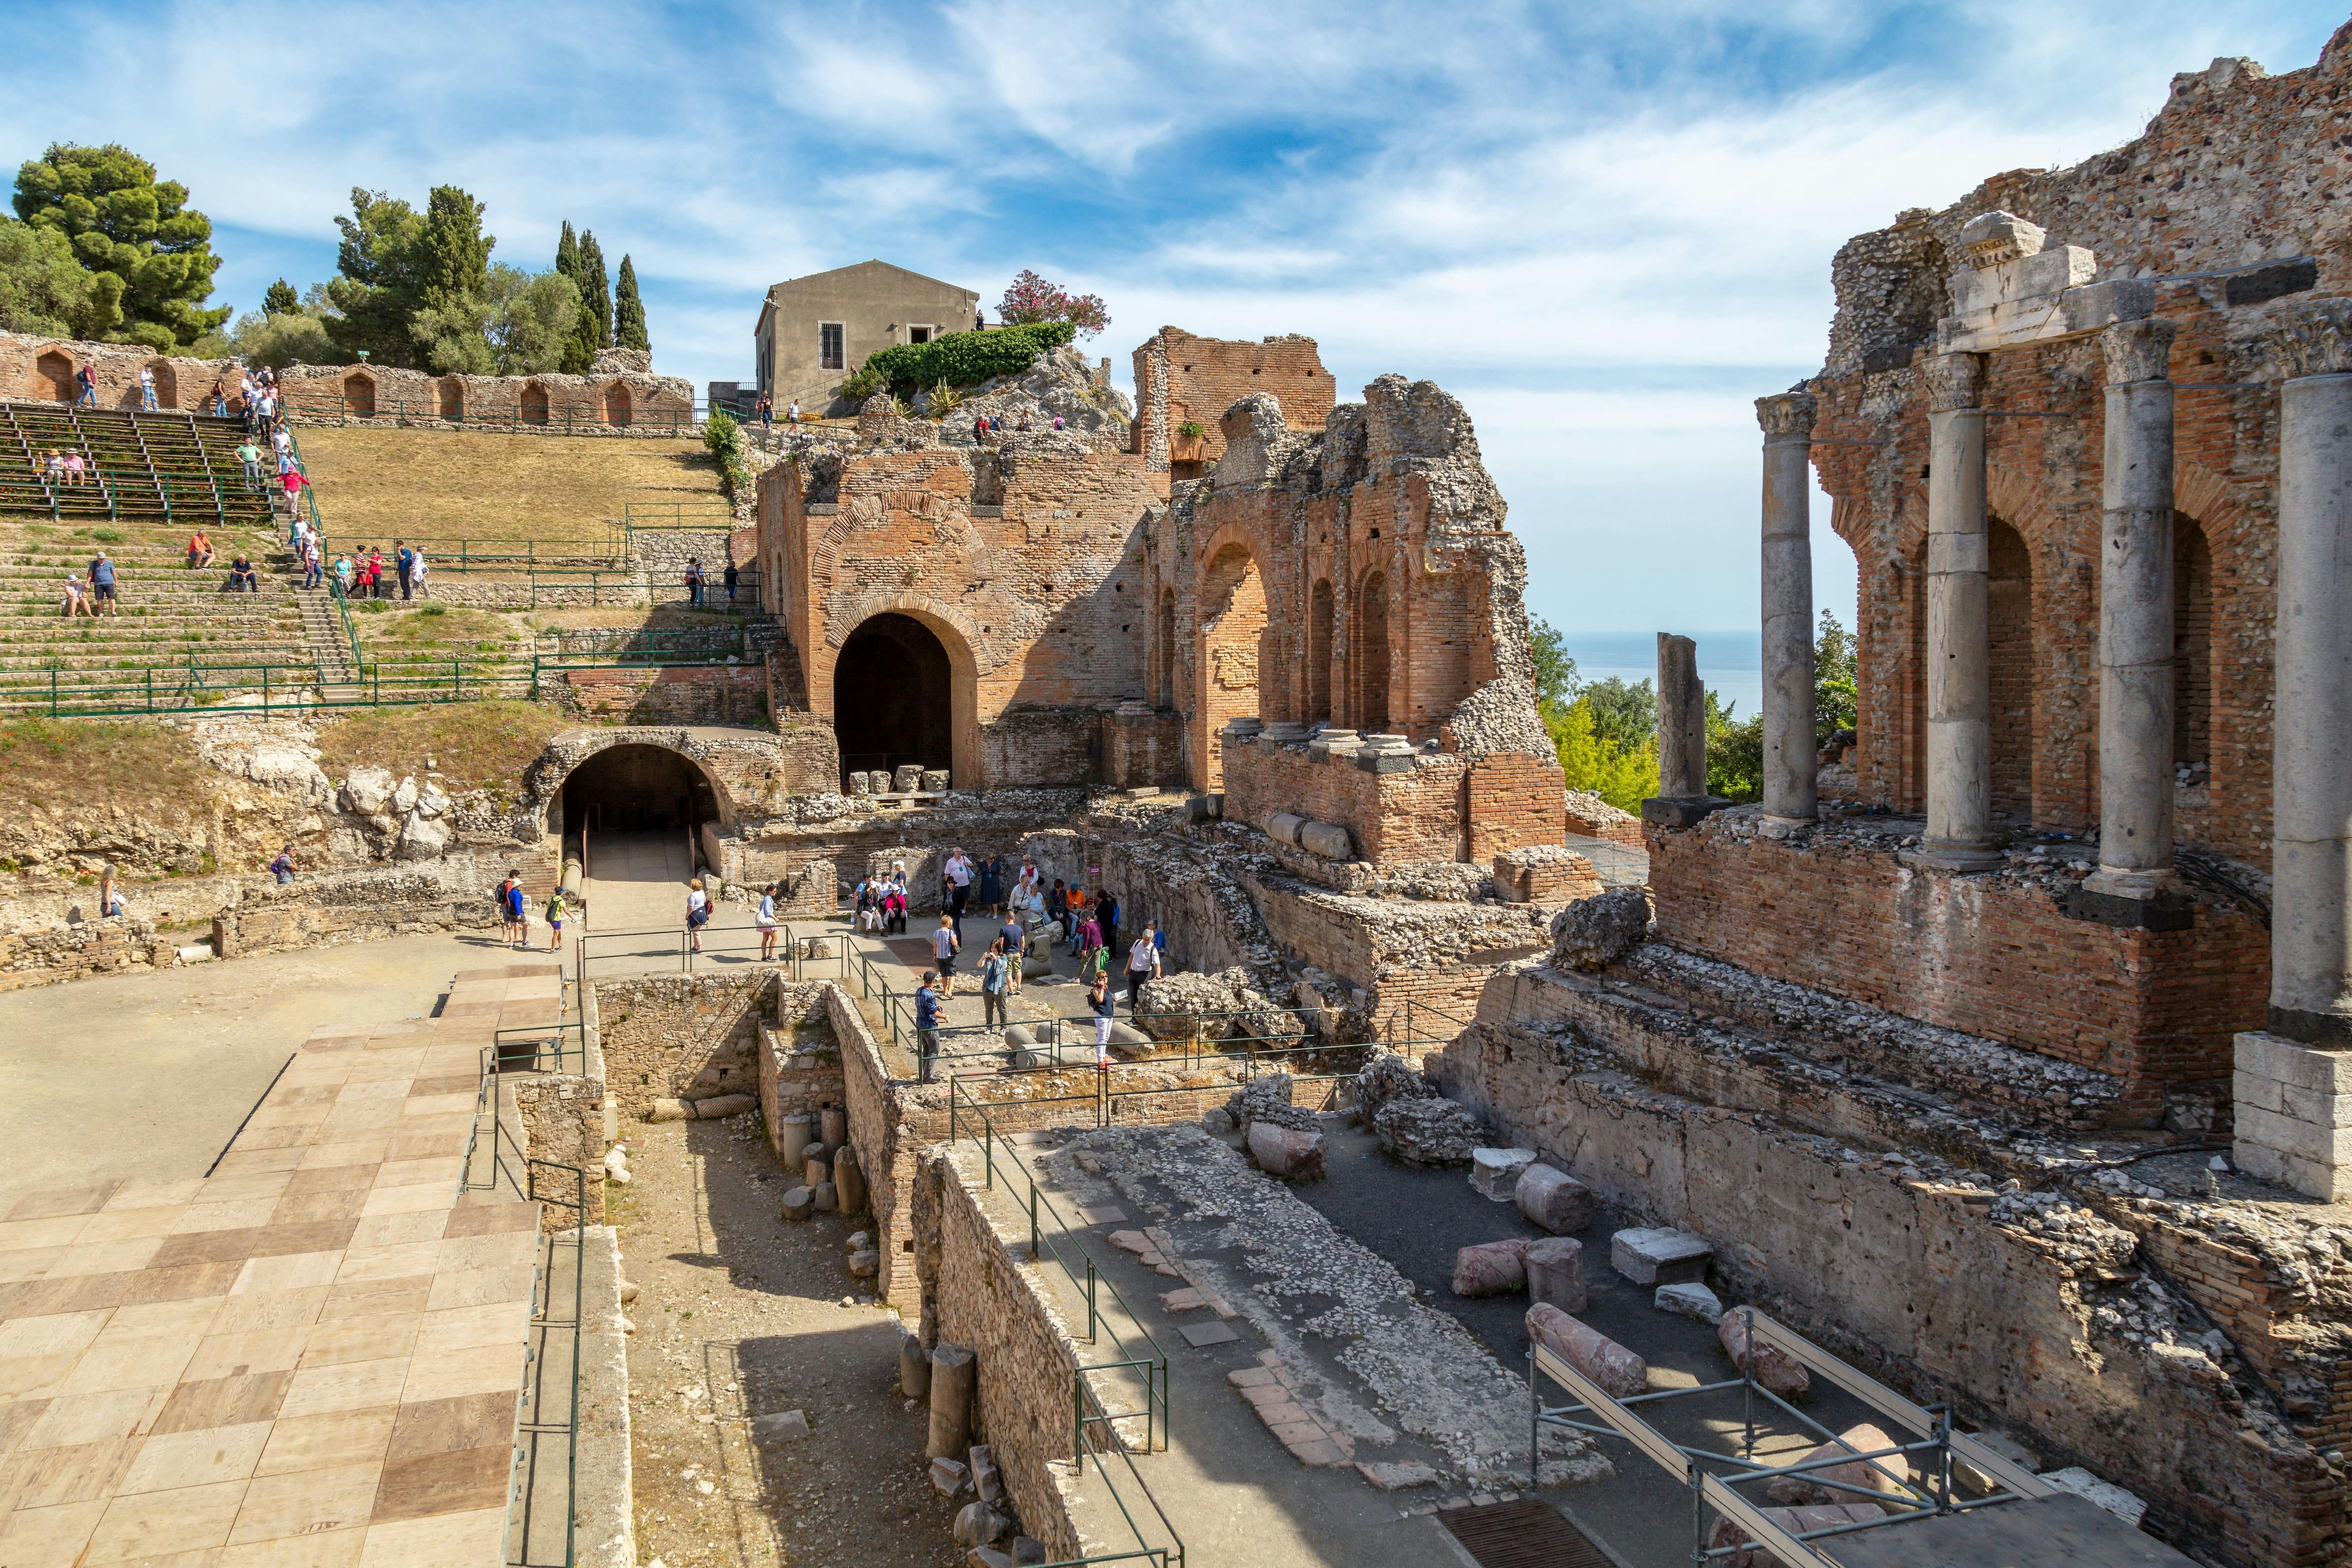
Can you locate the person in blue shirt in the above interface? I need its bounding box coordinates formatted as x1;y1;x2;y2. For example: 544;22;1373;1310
914;971;941;1082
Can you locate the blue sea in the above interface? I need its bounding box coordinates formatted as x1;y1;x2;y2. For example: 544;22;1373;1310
1557;629;1763;724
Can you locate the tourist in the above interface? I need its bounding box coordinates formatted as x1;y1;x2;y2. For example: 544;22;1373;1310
1088;968;1114;1068
75;358;96;406
685;558;704;608
972;415;988;445
930;911;960;997
500;870;525;946
86;550;118;615
395;541;414;601
225;554;258;593
1052;414;1065;431
209;377;227;417
977;855;1003;919
686;877;710;953
408;546;428;599
723;560;739;606
944;847;974;932
885;877;908;936
64;450;85;487
756;882;779;962
332;553;355;597
236;436;263;493
365;547;386;598
787;399;800;425
997;907;1027;996
1125;921;1161;1013
545;888;570;952
270;425;292;466
60;573;89;616
42;448;63;488
1063;885;1091;954
979;939;1011;1031
280;464;312;519
138;366;157;411
1098;889;1120;956
854;876;882;934
915;971;941;1082
99;863;124;918
302;537;324;590
270;846;297;884
1077;913;1109;991
186;529;214;570
757;390;772;429
1047;879;1069;945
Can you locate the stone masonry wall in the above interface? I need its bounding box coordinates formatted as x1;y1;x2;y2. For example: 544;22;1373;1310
592;972;784;1122
1434;978;2344;1568
554;666;768;728
1129;327;1336;476
1648;813;2268;1116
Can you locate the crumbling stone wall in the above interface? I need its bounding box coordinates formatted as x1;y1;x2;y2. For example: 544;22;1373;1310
275;360;694;433
552;665;769;728
1435;969;2344;1568
592;972;793;1122
0;330;237;411
1812;32;2352;866
1647;810;2268;1117
1129;327;1335;480
756;434;1161;791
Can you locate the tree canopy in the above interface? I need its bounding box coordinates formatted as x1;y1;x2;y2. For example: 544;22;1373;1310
0;216;123;340
10;143;226;349
997;269;1108;339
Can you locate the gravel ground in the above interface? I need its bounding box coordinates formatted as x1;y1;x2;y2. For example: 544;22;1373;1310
612;1115;962;1568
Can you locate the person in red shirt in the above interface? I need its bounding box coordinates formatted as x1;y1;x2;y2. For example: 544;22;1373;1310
365;547;386;598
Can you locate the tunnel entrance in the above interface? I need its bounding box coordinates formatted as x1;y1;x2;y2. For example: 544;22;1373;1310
560;744;718;835
834;612;953;787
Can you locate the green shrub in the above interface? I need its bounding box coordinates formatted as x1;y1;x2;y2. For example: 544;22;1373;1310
928;380;965;416
702;408;754;503
90;528;123;543
1176;420;1205;440
837;363;887;405
862;322;1074;398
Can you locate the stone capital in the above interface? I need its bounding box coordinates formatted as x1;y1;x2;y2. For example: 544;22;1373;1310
2264;298;2352;382
1959;211;2047;269
1755;390;1818;441
2100;318;2177;385
1923;353;1987;413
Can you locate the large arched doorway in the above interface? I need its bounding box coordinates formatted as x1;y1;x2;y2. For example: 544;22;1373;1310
1197;543;1268;788
834;613;954;788
560;743;718;835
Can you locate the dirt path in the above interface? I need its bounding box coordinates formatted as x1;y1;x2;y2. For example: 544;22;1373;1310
612;1113;961;1568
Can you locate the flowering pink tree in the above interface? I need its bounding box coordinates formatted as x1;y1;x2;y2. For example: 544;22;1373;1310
996;269;1109;339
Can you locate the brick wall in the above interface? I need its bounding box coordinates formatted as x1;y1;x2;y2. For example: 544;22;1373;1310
1223;742;1469;863
592;973;793;1122
1812;34;2352;866
1130;328;1335;476
556;665;768;727
1467;753;1571;861
1647;820;2269;1114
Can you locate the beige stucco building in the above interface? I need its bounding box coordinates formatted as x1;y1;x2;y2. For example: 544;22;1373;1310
754;259;980;410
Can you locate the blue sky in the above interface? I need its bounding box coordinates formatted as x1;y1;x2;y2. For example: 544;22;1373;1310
6;1;2342;653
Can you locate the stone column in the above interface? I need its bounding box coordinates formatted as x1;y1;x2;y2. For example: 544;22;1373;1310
1912;352;2002;871
1641;633;1722;827
2084;318;2179;902
2236;302;2352;1201
1757;389;1819;831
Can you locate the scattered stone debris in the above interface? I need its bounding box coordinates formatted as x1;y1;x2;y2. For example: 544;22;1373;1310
1549;886;1652;970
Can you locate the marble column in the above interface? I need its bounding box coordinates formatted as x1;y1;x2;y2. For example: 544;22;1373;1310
1640;633;1722;828
1757;390;1819;830
2084;318;2179;902
2236;301;2352;1201
1914;352;2002;871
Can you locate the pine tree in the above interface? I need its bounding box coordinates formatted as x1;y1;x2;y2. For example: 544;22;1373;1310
578;230;611;349
613;254;648;352
262;278;299;315
414;185;492;310
13;143;230;348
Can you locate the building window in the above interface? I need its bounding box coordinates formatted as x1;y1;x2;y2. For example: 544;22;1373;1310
908;325;934;344
819;322;845;371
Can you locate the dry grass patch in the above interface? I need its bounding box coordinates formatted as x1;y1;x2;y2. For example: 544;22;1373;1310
296;428;726;544
0;718;212;827
351;602;527;657
314;700;567;799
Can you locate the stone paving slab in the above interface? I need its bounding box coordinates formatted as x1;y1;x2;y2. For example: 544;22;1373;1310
0;964;562;1567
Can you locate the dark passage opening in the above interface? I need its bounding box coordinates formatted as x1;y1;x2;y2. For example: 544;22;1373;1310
834;612;952;786
561;744;716;835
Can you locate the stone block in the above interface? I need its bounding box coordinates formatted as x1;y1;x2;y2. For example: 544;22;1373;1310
2232;1069;2285;1116
1720;1306;1810;1398
929;1456;970;1496
954;1501;1009;1548
895;765;924;793
1516;1164;1597;1233
1248;1120;1327;1180
1525;1237;1585;1313
1611;1227;1712;1286
2234;1103;2352;1163
751;1409;810;1449
1470;1147;1538;1202
2281;1080;2352;1130
2237;1030;2352;1095
1453;1238;1530;1297
848;771;870;797
922;769;950;793
835;1149;867;1213
1526;1302;1645;1400
695;1093;755;1119
1765;1422;1910;1506
970;1444;1003;1504
780;1186;814;1221
1656;1282;1723;1323
1640;796;1728;828
813;1181;838;1211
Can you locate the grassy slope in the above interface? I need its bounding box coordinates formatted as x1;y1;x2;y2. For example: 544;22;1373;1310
313;700;568;800
0;718;212;832
295;428;727;544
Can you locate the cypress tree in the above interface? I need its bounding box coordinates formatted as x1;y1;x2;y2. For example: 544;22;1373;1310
578;230;612;349
554;220;580;283
614;255;648;352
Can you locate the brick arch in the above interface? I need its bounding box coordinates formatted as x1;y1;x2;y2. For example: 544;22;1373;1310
813;595;983;788
1194;539;1270;788
30;348;74;402
144;358;179;410
342;371;375;417
2173;455;2271;862
537;731;740;832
